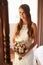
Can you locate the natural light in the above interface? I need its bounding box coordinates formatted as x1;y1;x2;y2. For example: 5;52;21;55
8;0;38;25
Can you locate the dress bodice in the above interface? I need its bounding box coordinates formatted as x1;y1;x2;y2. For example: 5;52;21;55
15;25;28;41
15;24;34;47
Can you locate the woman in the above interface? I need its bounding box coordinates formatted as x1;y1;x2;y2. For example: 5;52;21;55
12;4;37;65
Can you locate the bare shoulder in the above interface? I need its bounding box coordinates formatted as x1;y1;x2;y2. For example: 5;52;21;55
13;23;18;31
12;23;18;43
31;22;37;30
14;23;18;29
31;22;37;41
13;23;18;36
31;22;37;34
32;23;37;30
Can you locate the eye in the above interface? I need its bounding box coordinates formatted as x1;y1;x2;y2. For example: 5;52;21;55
22;12;24;14
19;12;21;14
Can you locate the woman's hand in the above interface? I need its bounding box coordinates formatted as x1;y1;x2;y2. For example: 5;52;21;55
17;53;26;59
18;42;37;58
17;49;28;58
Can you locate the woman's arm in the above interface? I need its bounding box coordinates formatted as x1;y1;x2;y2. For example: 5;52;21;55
32;23;38;44
36;58;41;65
25;23;38;56
27;23;38;53
12;23;18;43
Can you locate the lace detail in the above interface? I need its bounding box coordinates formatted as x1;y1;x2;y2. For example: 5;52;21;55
15;25;34;48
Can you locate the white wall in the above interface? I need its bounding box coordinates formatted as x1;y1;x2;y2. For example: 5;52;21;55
10;24;14;48
8;0;38;25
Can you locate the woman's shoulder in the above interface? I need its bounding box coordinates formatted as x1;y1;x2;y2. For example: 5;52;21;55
31;22;37;42
31;22;37;29
13;23;19;33
14;23;18;27
14;23;18;29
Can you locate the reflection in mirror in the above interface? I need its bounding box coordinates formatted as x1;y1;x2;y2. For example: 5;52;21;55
8;0;38;65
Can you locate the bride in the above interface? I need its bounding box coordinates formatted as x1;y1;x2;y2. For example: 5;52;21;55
12;4;37;65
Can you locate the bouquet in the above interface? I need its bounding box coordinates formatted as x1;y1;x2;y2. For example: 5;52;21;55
13;41;28;60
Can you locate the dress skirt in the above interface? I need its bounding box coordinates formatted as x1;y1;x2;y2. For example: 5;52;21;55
13;44;37;65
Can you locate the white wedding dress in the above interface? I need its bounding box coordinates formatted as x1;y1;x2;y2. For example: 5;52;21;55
13;25;37;65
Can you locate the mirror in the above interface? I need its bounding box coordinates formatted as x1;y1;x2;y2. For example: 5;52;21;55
8;0;38;65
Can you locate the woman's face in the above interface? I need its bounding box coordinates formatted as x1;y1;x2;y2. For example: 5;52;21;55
19;8;27;21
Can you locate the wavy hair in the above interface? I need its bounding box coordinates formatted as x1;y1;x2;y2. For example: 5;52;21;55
17;4;34;38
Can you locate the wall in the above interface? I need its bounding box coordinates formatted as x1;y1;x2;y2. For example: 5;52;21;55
8;0;38;25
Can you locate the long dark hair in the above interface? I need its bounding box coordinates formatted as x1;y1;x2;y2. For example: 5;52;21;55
17;4;34;38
